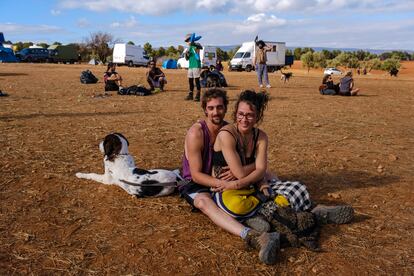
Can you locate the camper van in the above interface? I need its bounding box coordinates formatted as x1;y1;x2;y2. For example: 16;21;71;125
229;41;287;72
112;43;149;67
177;46;217;69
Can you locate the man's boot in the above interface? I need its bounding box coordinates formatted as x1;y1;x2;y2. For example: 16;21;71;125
194;90;201;102
244;215;271;233
185;91;193;100
311;205;354;224
245;230;280;265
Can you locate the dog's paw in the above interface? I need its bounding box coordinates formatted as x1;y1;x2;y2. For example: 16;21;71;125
75;172;84;178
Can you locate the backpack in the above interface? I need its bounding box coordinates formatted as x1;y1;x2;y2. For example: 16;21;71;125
80;70;98;84
118;85;151;96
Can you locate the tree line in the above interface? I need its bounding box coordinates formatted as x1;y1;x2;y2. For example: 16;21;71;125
8;32;412;71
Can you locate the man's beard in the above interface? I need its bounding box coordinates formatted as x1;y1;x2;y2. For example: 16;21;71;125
211;116;224;125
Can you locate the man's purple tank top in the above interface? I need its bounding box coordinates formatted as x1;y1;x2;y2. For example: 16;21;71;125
182;120;213;180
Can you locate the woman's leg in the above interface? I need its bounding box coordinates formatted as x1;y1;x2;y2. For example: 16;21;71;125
256;64;263;86
263;65;270;86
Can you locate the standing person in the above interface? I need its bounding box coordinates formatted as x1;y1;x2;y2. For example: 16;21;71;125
104;62;123;91
339;71;360;96
254;39;272;89
146;60;167;91
180;88;281;265
215;59;224;72
184;33;202;102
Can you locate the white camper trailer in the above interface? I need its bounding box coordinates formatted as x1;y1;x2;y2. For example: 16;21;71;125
229;41;286;72
177;46;217;69
112;43;149;67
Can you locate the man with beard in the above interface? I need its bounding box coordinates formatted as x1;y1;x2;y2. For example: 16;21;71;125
179;88;281;265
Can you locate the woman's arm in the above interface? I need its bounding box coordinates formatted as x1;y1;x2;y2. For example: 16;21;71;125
219;130;268;189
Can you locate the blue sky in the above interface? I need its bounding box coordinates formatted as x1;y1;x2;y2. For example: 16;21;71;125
1;0;414;50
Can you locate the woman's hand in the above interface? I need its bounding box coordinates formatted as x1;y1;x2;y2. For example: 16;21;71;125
218;166;237;181
210;180;239;193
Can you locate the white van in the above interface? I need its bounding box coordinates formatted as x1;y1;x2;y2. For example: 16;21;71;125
229;41;286;72
177;46;217;69
112;43;149;67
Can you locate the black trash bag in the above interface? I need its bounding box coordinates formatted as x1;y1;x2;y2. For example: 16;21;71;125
80;70;98;84
118;85;151;96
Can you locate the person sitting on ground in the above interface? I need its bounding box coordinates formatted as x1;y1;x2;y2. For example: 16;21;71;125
211;90;354;249
104;62;123;92
146;60;167;91
215;59;223;72
320;74;339;95
339;71;360;96
179;88;280;265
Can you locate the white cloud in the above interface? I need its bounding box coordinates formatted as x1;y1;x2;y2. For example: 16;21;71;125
77;18;90;28
50;9;61;16
0;23;62;34
58;0;414;15
110;16;138;28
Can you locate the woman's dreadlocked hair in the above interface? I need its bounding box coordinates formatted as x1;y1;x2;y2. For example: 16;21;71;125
232;90;269;124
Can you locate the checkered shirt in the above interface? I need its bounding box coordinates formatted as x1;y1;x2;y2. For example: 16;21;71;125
270;181;312;211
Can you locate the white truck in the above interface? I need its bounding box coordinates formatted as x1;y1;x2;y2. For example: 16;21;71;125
112;43;149;67
229;41;287;72
177;46;217;69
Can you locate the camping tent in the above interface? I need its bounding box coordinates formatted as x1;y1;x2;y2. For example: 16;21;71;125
88;58;101;65
162;59;178;69
0;33;18;62
0;47;18;62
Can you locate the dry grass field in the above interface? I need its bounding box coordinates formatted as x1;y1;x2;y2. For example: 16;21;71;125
0;61;413;275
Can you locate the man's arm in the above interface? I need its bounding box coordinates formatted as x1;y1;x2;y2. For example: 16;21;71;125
185;123;224;188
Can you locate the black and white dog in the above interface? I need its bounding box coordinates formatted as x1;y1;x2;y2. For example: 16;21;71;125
280;71;293;83
76;133;181;197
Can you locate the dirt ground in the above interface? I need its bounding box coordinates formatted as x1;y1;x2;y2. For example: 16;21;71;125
0;61;413;275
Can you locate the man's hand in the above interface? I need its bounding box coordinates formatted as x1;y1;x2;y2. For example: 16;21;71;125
218;166;236;181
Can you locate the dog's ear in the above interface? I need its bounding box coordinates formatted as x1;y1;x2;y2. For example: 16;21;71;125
103;134;122;161
113;132;129;146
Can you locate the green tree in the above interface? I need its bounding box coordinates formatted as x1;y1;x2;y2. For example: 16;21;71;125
143;42;153;57
381;58;401;71
321;49;333;60
38;43;49;49
347;57;360;69
85;32;116;63
52;41;62;46
13;42;24;52
216;47;229;61
227;46;240;59
154;47;166;58
293;47;302;60
312;52;327;69
327;58;341;68
127;41;135;45
365;58;382;71
331;49;342;59
285;49;292;56
301;51;314;72
22;42;33;49
177;45;185;54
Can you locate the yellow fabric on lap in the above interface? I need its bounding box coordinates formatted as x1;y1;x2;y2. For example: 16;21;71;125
221;188;260;216
274;194;290;207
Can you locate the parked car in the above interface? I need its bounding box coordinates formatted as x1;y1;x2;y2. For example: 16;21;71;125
324;67;342;75
15;48;50;62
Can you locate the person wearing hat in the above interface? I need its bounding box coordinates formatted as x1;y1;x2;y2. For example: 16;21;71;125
184;33;203;101
254;39;272;89
339;71;360;96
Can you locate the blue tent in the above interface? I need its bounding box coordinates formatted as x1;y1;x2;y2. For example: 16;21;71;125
162;59;177;69
0;47;18;62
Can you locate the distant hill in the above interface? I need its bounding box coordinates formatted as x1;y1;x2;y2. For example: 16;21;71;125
213;44;413;54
